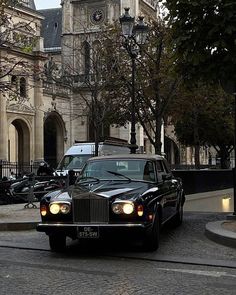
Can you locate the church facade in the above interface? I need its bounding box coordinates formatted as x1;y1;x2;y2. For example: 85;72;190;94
0;0;212;170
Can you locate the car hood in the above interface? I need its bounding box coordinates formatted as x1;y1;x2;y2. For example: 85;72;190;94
72;180;155;201
46;181;157;203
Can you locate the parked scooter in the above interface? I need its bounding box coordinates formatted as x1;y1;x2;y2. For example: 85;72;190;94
9;175;66;203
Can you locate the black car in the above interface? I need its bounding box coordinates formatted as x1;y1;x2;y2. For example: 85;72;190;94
37;155;185;251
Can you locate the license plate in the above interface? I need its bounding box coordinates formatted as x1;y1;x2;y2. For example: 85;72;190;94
77;226;99;239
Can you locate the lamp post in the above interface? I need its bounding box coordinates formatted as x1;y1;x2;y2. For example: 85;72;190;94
119;8;148;154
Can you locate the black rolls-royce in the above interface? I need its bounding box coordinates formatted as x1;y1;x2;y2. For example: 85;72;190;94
36;155;185;251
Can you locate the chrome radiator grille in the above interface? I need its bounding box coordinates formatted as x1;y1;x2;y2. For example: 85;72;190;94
73;198;109;223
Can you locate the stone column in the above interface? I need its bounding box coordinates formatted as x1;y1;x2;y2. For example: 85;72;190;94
34;78;44;162
0;91;8;160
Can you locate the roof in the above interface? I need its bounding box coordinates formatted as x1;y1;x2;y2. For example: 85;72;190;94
39;8;62;50
87;154;164;161
19;0;36;10
28;0;36;10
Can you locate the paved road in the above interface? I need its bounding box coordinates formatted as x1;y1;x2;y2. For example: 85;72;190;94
0;212;236;294
0;212;235;262
0;246;236;295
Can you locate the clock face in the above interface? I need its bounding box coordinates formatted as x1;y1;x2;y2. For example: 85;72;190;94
91;9;104;24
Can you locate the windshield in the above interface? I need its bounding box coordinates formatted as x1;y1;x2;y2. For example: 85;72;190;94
57;155;91;170
80;159;156;182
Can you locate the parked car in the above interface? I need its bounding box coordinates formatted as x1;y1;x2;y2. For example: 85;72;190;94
37;154;185;252
55;138;130;176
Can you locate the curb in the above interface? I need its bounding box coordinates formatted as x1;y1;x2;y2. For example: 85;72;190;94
0;222;38;231
205;221;236;248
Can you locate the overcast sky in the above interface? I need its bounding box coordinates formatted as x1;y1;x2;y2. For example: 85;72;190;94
35;0;61;10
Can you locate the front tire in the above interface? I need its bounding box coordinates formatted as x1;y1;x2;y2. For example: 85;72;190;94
142;214;160;251
49;234;66;252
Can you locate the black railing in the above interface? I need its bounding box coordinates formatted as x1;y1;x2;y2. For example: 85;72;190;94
0;160;40;180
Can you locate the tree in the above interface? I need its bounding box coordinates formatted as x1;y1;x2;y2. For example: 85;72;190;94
47;25;126;156
0;0;40;99
135;20;181;154
104;19;181;155
162;0;236;168
164;0;236;82
171;82;234;168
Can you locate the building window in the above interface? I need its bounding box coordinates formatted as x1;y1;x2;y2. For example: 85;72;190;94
19;77;26;97
82;41;91;76
11;75;17;86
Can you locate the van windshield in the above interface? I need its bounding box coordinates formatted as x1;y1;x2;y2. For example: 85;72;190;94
57;155;91;170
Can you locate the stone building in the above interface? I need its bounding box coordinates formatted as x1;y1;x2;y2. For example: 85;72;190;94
0;0;212;170
39;0;162;166
0;0;46;165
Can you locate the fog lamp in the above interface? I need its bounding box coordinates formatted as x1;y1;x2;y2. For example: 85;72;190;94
49;203;60;215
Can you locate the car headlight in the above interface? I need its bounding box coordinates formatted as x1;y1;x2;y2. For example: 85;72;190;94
112;201;134;215
49;202;71;215
112;203;123;214
49;203;60;214
60;203;70;214
123;203;134;214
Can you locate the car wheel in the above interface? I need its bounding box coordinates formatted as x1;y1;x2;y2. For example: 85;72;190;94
142;214;160;252
49;234;66;252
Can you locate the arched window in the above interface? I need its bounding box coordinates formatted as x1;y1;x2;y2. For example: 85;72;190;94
92;40;102;73
11;76;18;92
19;77;26;97
82;41;90;76
11;75;17;85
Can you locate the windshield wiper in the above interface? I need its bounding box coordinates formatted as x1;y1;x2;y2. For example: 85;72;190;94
106;171;131;182
77;176;100;184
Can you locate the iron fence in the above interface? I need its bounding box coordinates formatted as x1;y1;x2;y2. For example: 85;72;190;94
0;160;40;180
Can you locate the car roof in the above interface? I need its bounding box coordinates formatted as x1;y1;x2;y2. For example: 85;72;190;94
87;154;165;161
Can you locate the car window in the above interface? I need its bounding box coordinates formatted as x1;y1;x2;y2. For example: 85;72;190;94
143;161;156;182
81;159;156;182
156;160;165;172
163;159;171;174
57;155;91;170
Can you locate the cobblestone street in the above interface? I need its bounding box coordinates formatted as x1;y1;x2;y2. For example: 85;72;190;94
0;212;236;294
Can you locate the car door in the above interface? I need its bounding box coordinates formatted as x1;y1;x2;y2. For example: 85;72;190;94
162;159;179;218
156;160;177;222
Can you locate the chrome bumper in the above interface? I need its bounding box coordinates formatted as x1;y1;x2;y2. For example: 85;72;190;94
37;222;145;228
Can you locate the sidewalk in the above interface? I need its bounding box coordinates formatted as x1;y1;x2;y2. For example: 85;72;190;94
0;202;40;231
0;190;236;248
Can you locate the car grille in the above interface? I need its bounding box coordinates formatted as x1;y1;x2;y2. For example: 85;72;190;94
73;198;109;223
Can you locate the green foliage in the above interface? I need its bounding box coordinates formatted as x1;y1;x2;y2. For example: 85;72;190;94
102;20;181;154
170;81;234;167
165;0;236;83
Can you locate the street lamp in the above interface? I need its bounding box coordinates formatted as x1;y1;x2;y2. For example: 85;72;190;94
119;8;149;154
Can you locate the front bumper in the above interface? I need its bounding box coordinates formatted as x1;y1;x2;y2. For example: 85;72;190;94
36;222;147;239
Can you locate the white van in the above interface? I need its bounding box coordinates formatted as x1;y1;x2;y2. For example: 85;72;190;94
55;140;130;175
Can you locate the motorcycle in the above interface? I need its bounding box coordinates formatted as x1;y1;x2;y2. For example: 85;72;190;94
8;175;66;204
